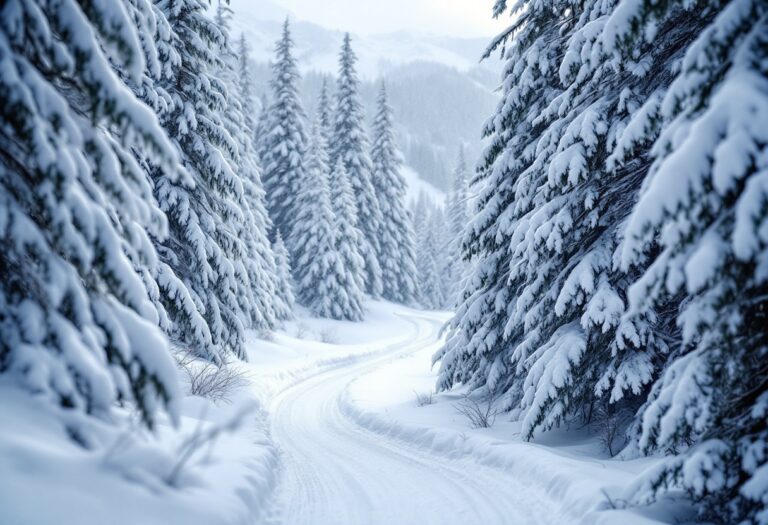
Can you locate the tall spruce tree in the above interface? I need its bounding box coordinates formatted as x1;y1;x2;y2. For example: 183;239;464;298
437;0;768;521
216;21;282;332
436;0;676;435
230;34;294;322
129;0;218;362
236;33;257;137
153;0;251;359
0;0;181;426
443;148;472;308
331;33;383;297
370;83;418;304
261;19;308;247
328;157;366;321
317;78;333;142
290;121;360;321
609;1;768;521
416;207;448;310
254;92;270;161
271;232;296;321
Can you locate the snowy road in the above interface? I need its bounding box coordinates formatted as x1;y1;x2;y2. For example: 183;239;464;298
263;312;570;525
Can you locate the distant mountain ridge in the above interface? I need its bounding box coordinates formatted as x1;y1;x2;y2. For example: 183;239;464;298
227;0;501;81
227;0;501;192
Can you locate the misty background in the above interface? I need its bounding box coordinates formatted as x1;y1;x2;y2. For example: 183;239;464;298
227;0;503;194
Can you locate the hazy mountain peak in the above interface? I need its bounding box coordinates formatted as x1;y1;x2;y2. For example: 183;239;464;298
227;0;499;80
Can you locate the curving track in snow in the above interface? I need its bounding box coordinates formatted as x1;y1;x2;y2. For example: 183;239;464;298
262;312;569;525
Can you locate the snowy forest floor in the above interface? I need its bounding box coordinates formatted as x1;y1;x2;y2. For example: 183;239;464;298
1;301;699;525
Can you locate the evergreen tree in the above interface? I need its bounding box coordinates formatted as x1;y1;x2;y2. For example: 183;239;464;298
609;1;768;521
411;191;432;235
231;34;292;324
331;33;383;297
370;83;418;304
290;121;360;321
261;20;308;246
317;78;333;142
436;0;673;435
416;208;447;310
0;0;180;426
128;0;216;362
153;0;250;359
237;33;257;135
437;0;768;521
328;157;366;321
217;22;282;332
443;148;471;307
254;92;270;160
271;232;296;321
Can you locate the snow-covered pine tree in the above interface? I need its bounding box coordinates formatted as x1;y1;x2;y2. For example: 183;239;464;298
215;19;282;332
436;0;679;440
416;205;448;310
370;83;418;304
290;120;359;321
438;0;767;520
317;78;333;142
328;157;366;321
435;0;568;404
261;19;309;246
254;92;270;160
271;232;296;321
330;33;383;297
0;0;181;426
431;204;454;307
443;148;472;308
232;33;294;324
124;0;220;363
152;0;251;359
609;1;768;521
318;70;369;315
236;33;257;137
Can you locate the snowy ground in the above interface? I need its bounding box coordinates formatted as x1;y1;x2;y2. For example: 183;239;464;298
1;301;697;525
341;330;699;525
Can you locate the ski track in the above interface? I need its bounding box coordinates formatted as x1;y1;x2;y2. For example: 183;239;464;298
262;312;570;525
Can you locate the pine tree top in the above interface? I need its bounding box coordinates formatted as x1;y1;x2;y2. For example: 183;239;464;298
333;33;366;142
371;81;405;195
339;33;358;79
273;18;299;79
318;78;333;138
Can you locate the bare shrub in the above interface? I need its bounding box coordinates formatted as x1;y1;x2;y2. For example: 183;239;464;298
294;322;310;339
176;353;249;404
319;328;338;344
593;403;634;456
413;390;435;407
257;329;275;342
454;394;498;429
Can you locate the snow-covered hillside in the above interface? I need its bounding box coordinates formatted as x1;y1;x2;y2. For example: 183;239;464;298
226;0;499;191
225;0;501;80
401;165;445;205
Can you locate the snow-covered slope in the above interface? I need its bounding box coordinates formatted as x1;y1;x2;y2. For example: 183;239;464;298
343;343;700;525
224;0;500;192
401;165;445;206
226;0;500;80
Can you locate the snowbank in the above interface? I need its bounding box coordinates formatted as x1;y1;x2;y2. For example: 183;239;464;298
340;344;699;525
0;300;422;525
0;380;277;525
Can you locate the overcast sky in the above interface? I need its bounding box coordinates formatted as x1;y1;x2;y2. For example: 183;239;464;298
262;0;507;38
